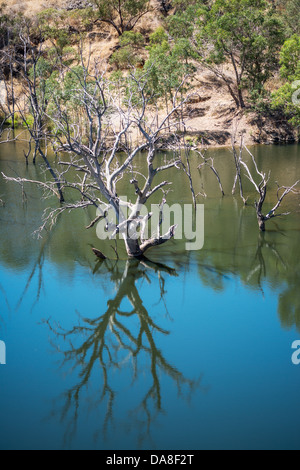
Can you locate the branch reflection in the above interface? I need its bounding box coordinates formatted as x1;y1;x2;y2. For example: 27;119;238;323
246;232;287;295
46;258;202;447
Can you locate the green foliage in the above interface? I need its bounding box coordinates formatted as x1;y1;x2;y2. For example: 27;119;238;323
22;114;35;128
44;65;106;137
272;83;300;127
248;87;271;114
6;114;34;129
119;31;145;48
29;57;53;81
3;0;298;134
172;0;204;12
110;46;142;69
0;6;27;51
166;6;198;39
279;35;300;80
271;35;300;126
195;0;285;106
276;0;300;36
144;36;195;104
110;31;145;69
149;27;168;45
62;66;86;105
201;0;284;75
38;8;66;22
38;8;69;46
37;7;79;62
109;70;127;92
162;0;286;108
123;69;149;107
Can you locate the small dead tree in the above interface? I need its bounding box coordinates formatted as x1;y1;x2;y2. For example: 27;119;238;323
197;149;225;197
239;144;299;232
0;12;20;132
231;134;247;204
0;61;13;137
2;58;192;258
166;135;198;210
1;45;16;130
2;25;66;202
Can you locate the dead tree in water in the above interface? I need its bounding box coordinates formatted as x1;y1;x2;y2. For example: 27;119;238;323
2;54;193;258
0;26;65;202
197;150;225;197
236;142;299;231
231;134;247;204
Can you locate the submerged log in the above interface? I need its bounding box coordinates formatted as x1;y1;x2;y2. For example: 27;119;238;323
92;248;107;260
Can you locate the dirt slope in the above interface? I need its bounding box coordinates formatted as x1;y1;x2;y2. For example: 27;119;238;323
0;0;297;147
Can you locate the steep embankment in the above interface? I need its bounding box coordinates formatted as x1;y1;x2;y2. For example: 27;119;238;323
0;0;297;147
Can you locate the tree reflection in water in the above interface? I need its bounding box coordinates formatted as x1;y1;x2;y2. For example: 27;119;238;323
45;258;203;447
247;232;288;296
0;282;10;326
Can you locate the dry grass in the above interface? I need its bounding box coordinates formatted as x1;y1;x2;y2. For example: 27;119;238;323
0;0;64;16
1;0;292;147
0;0;163;18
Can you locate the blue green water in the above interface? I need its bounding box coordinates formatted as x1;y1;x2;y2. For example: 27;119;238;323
0;142;300;450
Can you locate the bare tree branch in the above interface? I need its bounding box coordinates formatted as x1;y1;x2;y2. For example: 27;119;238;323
237;143;299;231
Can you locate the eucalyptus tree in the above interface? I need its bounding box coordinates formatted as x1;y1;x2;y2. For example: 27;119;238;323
90;0;151;36
110;31;145;69
167;0;285;109
37;8;81;68
271;34;300;127
275;0;300;35
199;0;285;107
0;7;24;130
142;28;196;132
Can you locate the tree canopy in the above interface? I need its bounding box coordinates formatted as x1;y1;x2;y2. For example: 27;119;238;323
90;0;151;36
185;0;285;108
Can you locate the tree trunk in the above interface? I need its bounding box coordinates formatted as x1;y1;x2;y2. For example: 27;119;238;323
257;214;266;232
123;235;143;258
237;86;246;109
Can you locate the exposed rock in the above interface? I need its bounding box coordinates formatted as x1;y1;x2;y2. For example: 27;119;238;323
88;31;110;41
187;94;211;104
64;0;94;10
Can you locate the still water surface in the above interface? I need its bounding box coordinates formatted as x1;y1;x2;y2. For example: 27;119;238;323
0;139;300;450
